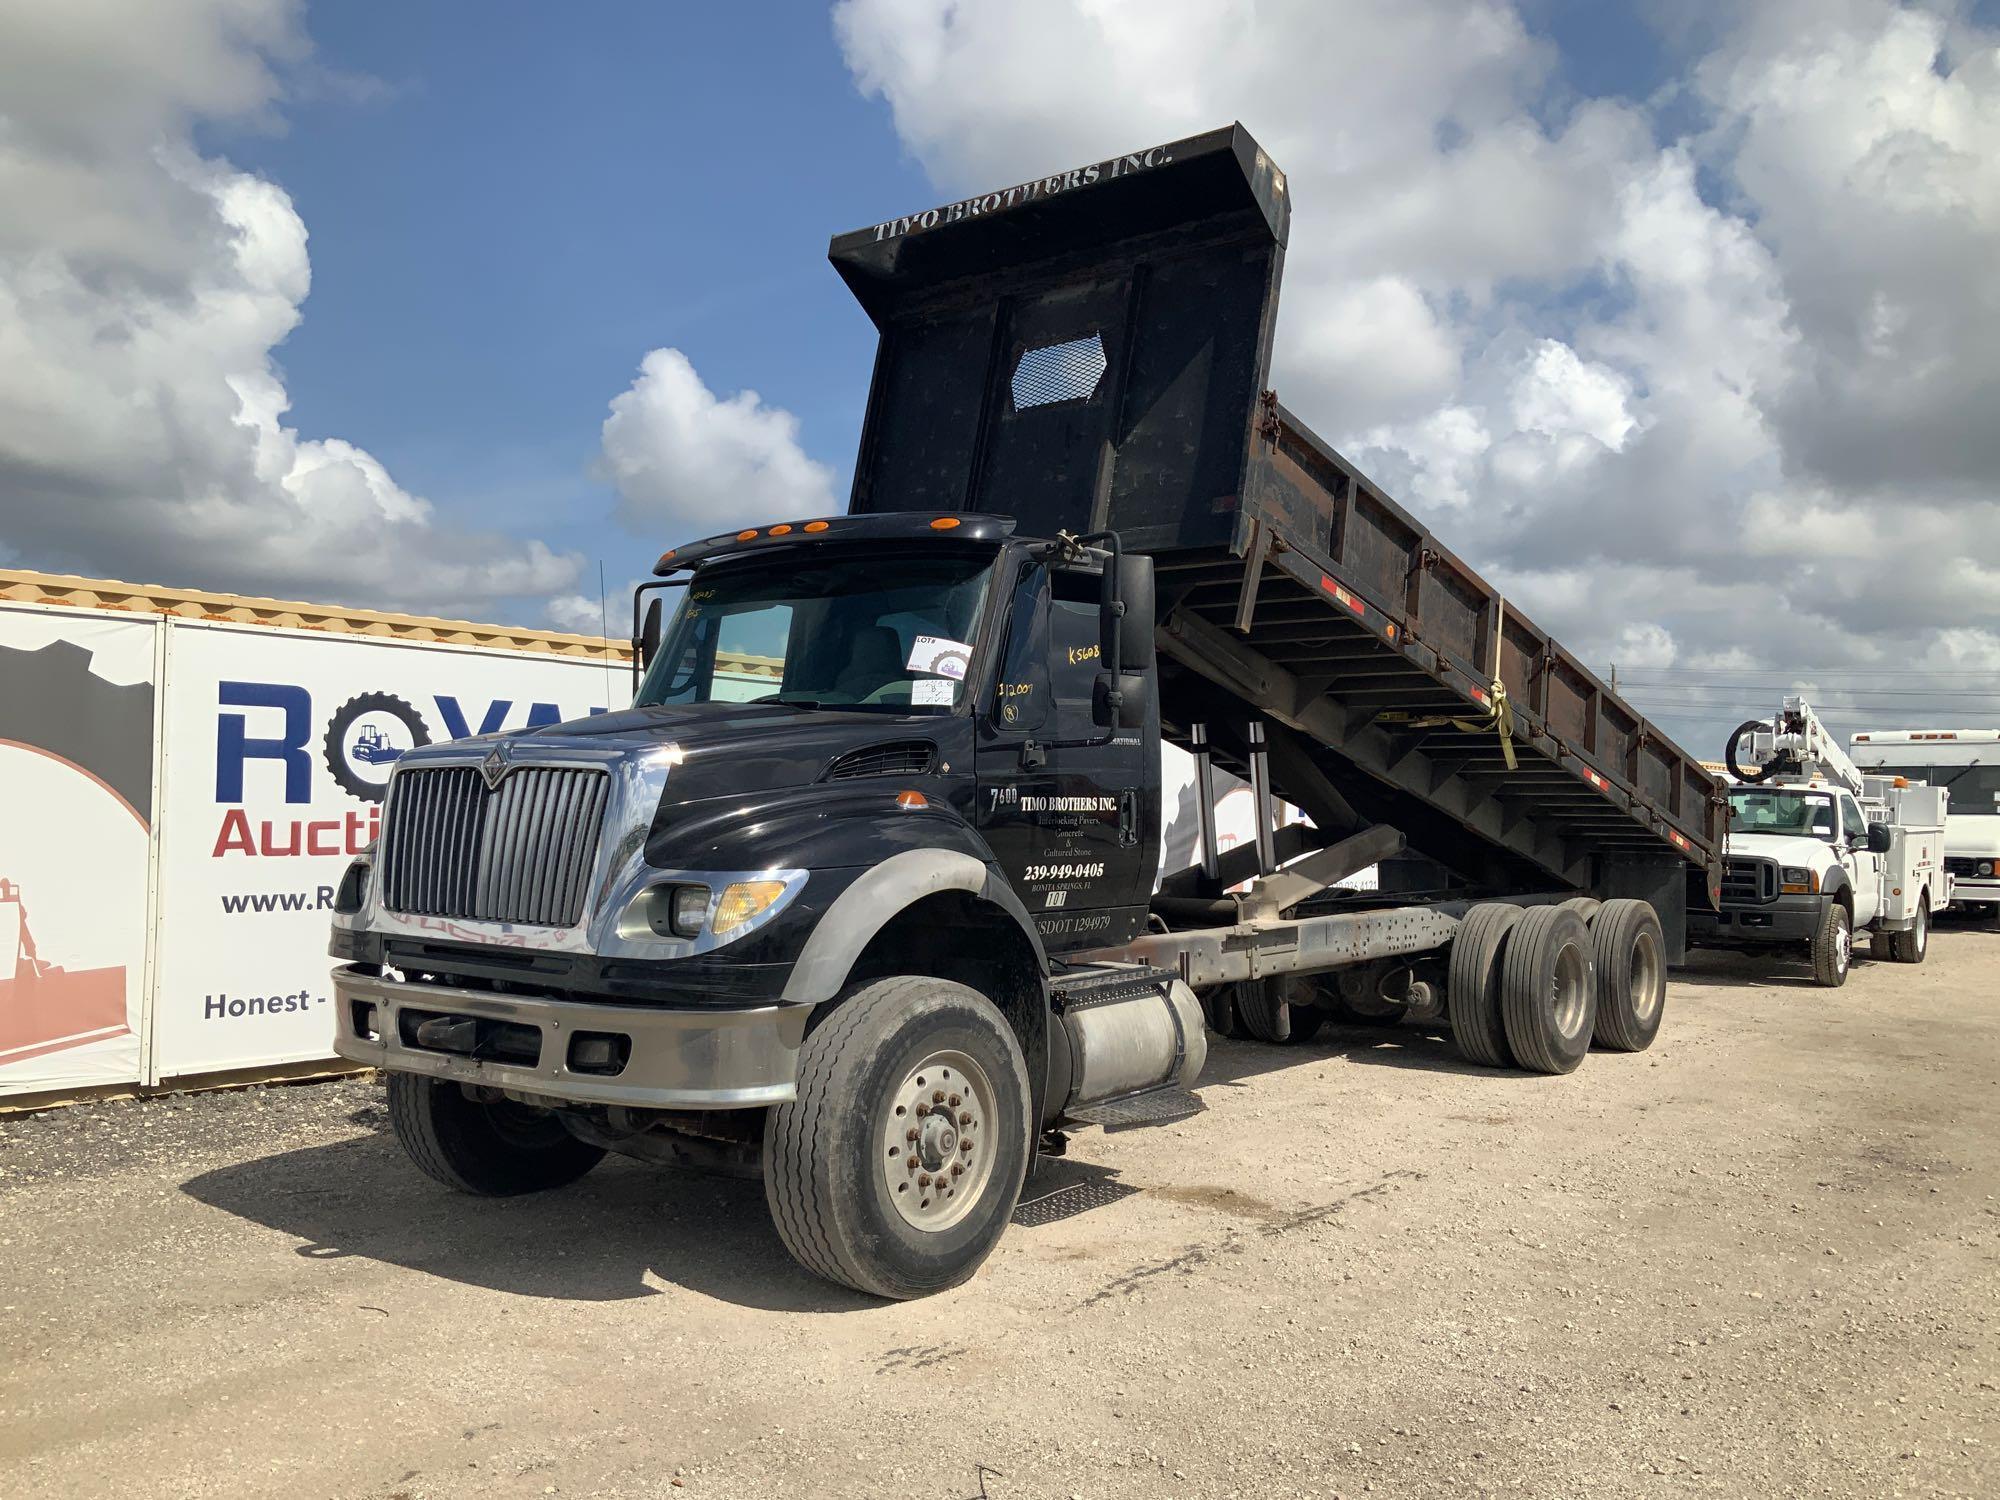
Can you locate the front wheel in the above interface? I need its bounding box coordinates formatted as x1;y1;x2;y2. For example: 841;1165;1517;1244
1810;902;1852;987
386;1073;605;1196
763;976;1032;1300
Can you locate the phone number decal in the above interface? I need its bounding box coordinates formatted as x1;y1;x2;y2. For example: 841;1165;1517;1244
1026;862;1106;883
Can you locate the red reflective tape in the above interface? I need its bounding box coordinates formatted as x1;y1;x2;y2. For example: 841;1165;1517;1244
1318;575;1366;615
1469;687;1488;704
1582;768;1608;790
1668;830;1690;850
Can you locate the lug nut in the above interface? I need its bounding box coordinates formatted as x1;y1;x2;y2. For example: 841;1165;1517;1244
919;1174;931;1187
960;1140;972;1153
914;1103;928;1116
948;1094;961;1107
958;1111;972;1126
932;1090;945;1104
906;1127;919;1142
951;1163;963;1178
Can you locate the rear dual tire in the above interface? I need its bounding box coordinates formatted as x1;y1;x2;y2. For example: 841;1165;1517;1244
1449;898;1665;1071
1588;899;1667;1053
1500;906;1597;1075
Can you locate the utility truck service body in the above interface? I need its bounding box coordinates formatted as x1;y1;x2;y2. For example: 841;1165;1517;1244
329;127;1723;1297
1852;731;1999;919
1692;699;1952;984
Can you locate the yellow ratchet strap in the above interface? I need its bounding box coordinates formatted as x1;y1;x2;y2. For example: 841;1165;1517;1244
1377;679;1517;771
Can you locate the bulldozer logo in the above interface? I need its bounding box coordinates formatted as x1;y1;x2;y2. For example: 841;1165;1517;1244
322;693;431;803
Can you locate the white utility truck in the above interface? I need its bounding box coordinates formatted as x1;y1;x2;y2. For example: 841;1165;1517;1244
1851;729;1998;921
1689;697;1952;985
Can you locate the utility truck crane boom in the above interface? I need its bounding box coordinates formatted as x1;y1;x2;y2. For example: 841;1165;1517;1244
1725;696;1864;798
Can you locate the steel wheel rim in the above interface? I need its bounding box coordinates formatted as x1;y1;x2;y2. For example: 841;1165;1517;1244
1630;930;1663;1023
882;1049;995;1232
1915;904;1927;955
1549;942;1589;1039
1834;917;1850;971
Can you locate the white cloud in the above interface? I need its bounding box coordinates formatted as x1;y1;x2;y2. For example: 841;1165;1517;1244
597;348;837;535
833;0;2000;744
0;0;583;620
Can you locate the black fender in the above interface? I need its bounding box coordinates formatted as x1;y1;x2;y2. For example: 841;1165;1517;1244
781;847;1048;1005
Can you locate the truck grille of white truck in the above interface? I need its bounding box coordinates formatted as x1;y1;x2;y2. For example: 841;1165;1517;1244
378;765;610;927
1721;856;1778;905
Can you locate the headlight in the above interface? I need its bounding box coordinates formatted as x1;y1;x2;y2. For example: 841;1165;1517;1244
1779;865;1817;895
1980;861;1995;877
713;880;788;935
670;885;711;936
333;857;371;915
618;883;709;940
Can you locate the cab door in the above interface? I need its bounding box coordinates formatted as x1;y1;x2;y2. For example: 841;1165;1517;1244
972;559;1154;952
1840;792;1882;927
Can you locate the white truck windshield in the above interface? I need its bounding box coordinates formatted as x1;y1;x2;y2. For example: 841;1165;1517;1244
1728;788;1837;841
637;552;995;712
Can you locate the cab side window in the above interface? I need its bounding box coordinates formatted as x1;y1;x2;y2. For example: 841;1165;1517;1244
990;564;1050;732
1047;569;1105;740
1839;794;1867;844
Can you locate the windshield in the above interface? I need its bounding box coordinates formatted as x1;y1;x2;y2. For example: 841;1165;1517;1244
1728;788;1837;841
636;550;995;712
1865;761;2000;809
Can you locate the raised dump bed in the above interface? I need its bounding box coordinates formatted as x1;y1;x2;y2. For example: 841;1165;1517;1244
832;122;1723;924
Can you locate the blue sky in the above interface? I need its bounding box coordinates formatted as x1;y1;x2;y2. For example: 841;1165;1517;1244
205;1;1692;589
204;2;922;569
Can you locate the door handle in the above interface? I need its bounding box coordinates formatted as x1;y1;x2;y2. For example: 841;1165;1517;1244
1118;788;1139;848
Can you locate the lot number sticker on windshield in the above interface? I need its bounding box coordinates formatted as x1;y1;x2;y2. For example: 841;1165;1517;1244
907;635;972;680
911;678;958;706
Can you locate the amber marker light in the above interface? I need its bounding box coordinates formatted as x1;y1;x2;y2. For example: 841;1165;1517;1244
929;516;961;530
894;791;929;811
736;529;759;542
768;524;792;536
804;520;831;532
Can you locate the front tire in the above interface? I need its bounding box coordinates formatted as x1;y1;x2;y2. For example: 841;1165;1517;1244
1811;902;1852;987
386;1073;605;1196
763;976;1032;1300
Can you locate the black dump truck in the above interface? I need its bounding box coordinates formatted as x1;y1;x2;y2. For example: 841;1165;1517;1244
330;125;1724;1298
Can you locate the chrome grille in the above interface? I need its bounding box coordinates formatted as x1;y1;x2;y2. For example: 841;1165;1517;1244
380;765;610;926
1721;856;1777;906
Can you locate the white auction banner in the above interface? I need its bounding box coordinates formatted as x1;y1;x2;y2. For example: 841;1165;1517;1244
0;604;163;1097
146;622;625;1082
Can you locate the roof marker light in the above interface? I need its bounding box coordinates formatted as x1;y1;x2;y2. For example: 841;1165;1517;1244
930;517;962;530
768;524;793;536
804;520;830;533
736;529;759;542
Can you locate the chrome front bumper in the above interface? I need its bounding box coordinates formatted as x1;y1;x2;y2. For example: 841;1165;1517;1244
330;964;810;1108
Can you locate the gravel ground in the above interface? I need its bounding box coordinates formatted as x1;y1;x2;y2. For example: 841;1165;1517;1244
3;919;1997;1499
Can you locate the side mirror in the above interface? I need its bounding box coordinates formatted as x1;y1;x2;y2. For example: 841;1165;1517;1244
1866;821;1893;854
1093;672;1147;730
638;596;664;672
1109;554;1154;672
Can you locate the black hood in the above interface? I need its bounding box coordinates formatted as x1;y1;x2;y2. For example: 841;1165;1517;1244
491;702;960;804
